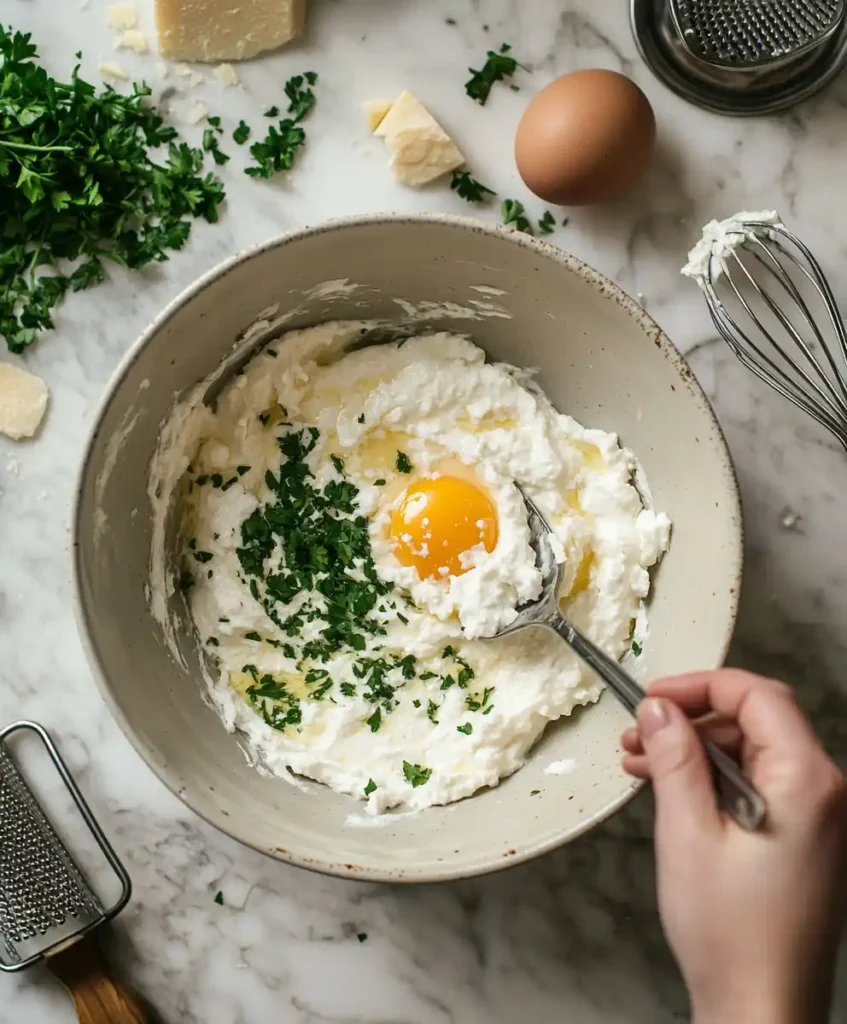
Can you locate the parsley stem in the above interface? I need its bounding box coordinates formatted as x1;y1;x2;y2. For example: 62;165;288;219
0;140;73;153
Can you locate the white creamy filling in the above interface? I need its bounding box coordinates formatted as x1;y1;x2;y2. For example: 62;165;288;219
682;209;782;288
158;322;670;814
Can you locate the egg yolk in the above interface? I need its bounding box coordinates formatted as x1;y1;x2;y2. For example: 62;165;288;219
390;476;498;579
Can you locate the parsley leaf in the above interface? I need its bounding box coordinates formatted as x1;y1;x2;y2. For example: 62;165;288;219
363;778;377;796
396;451;413;474
465;43;524;105
402;761;432;787
213;891;224;905
457;723;473;735
632;639;642;656
232;120;251;144
450;170;496;203
366;707;382;732
502;199;534;235
538;210;556;235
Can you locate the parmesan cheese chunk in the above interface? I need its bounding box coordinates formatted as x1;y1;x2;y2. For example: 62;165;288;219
0;363;49;441
374;91;465;188
155;0;307;62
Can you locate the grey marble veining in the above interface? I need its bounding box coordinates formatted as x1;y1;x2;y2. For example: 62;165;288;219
2;0;847;1021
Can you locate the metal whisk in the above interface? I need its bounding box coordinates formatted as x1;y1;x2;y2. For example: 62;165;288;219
691;219;847;452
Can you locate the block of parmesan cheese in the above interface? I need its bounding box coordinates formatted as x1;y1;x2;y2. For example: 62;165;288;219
374;91;465;188
155;0;307;62
0;363;49;440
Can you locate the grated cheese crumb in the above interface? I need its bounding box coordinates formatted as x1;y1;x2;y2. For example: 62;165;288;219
98;60;130;81
107;2;137;30
214;63;240;87
188;102;208;124
114;29;149;54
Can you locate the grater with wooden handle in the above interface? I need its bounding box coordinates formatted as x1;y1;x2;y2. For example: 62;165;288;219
0;721;147;1022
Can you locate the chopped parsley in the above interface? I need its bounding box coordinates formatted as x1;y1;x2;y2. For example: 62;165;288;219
213;891;224;905
395;451;413;474
530;789;541;796
202;128;229;166
465;43;524;105
632;639;643;656
426;699;440;724
457;723;473;735
450;170;496;203
263;105;280;118
232;120;251;145
178;571;194;592
194;550;214;563
356;932;368;942
245;72;317;179
363;779;377;796
402;761;432;787
245;673;302;730
502;199;534;235
284;70;318;120
373;478;386;486
465;686;494;713
538;210;556;235
237;465;251;475
219;422;480;733
0;27;225;353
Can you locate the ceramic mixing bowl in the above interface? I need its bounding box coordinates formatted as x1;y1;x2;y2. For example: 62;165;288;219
73;215;742;882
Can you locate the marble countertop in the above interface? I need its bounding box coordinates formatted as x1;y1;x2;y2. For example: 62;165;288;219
4;0;847;1021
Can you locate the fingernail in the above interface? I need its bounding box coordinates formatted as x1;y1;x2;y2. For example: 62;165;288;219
639;697;670;739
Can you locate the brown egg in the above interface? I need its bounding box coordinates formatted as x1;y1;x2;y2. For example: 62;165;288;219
515;70;656;206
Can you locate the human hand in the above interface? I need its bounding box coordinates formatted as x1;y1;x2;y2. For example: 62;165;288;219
621;669;847;1024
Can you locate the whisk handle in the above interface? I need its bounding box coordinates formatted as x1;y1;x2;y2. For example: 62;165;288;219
46;933;149;1024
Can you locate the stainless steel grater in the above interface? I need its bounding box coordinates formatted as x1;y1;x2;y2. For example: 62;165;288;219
0;721;130;972
669;0;846;69
0;722;149;1021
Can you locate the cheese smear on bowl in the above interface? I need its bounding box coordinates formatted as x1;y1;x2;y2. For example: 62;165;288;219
170;323;669;814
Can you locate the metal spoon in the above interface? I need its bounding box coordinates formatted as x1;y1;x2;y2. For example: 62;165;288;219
486;490;766;831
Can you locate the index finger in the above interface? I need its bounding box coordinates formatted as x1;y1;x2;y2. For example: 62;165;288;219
647;669;820;754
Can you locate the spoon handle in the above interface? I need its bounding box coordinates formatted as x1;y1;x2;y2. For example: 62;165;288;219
550;615;767;832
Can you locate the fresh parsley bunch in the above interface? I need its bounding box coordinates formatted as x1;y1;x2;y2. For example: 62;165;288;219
0;27;225;353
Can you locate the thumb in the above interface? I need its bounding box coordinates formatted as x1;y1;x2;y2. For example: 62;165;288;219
638;697;720;836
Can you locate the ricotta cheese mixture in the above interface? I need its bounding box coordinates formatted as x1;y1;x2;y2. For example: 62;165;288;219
682;209;782;288
168;322;670;813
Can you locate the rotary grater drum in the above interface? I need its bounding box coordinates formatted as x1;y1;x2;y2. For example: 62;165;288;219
669;0;846;69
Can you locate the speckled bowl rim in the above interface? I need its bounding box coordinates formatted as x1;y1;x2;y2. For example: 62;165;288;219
72;213;744;884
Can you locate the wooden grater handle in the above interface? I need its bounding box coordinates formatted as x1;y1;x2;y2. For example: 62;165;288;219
45;932;149;1024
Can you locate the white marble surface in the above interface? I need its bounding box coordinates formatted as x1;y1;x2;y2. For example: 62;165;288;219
3;1;847;1020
